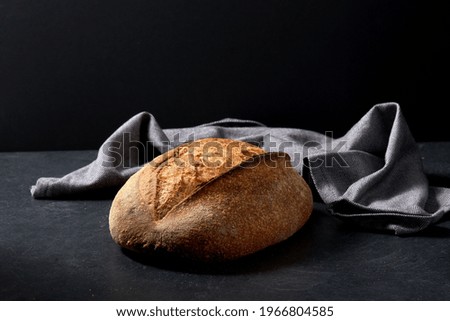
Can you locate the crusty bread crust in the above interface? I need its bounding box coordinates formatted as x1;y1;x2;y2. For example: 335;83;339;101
109;138;313;261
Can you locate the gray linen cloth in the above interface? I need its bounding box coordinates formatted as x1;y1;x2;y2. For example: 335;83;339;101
31;103;450;234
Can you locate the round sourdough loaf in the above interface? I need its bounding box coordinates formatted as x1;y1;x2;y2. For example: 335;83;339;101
109;138;313;261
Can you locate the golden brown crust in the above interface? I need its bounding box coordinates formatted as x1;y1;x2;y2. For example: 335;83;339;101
109;138;313;261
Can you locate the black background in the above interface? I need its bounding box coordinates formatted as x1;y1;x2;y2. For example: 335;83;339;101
1;0;449;151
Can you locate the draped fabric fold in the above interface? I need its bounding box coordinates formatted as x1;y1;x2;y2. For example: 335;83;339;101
31;103;450;234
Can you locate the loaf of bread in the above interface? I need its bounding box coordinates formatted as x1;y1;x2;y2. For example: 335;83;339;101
109;138;313;261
